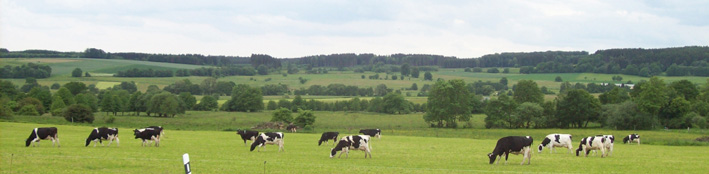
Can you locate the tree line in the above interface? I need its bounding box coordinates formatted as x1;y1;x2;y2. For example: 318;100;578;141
479;78;709;130
0;63;52;79
4;46;708;77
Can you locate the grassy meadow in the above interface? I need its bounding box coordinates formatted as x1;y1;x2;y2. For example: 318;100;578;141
5;111;708;146
3;58;709;173
2;121;709;173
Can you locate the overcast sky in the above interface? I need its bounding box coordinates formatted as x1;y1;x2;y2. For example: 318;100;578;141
1;0;708;58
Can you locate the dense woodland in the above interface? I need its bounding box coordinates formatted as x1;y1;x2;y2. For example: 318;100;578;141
3;46;709;77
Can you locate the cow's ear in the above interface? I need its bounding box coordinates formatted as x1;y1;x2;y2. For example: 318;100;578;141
487;153;492;157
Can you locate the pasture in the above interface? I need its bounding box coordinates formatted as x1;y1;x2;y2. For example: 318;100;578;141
2;58;707;94
1;122;708;173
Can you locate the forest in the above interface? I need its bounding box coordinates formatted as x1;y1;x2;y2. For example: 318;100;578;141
3;46;709;77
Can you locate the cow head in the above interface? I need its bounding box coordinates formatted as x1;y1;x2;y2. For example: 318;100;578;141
250;140;263;152
25;137;33;147
133;129;141;139
538;137;551;152
487;153;496;164
331;141;349;158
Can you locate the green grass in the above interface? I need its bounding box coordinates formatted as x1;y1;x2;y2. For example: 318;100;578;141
5;111;708;145
2;121;709;173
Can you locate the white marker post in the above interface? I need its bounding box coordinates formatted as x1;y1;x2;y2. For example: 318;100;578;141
183;153;191;174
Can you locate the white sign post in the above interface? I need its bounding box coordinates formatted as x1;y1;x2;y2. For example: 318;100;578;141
183;153;191;174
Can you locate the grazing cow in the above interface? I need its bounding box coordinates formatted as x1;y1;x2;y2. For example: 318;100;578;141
623;134;640;145
26;127;60;147
487;136;533;165
319;132;339;146
597;135;614;156
236;130;259;146
286;124;298;132
250;132;284;152
85;127;119;147
537;134;573;154
359;129;381;139
330;135;371;158
133;128;161;147
576;136;606;157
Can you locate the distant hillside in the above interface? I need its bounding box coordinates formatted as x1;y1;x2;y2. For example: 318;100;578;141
2;46;709;76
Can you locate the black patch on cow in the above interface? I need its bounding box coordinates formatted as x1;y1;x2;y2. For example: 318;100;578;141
554;134;561;143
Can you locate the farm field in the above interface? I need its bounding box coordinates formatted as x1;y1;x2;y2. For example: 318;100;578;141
1;122;708;173
2;58;707;95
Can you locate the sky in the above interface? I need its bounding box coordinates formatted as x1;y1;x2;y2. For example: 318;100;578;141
1;0;708;58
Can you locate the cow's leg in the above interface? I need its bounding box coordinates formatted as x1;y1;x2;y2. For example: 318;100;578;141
524;147;531;165
115;137;120;147
504;152;509;165
345;148;349;158
107;136;113;147
153;136;160;147
94;139;99;147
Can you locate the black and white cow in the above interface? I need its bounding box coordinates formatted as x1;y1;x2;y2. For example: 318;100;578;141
487;136;533;165
236;130;259;146
537;134;573;154
25;127;60;147
286;124;298;132
598;135;614;156
319;132;339;146
250;132;284;152
623;134;640;145
359;129;381;139
330;135;371;158
575;136;606;157
85;127;119;147
133;128;161;147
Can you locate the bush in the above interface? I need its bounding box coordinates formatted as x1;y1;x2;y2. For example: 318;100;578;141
18;105;40;116
303;125;313;131
294;109;316;127
63;104;94;123
51;83;61;89
105;115;116;124
687;112;706;129
271;108;293;123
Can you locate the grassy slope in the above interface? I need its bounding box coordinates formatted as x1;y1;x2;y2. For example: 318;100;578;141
1;122;708;173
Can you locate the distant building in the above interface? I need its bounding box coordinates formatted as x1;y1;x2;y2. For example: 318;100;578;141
600;83;634;89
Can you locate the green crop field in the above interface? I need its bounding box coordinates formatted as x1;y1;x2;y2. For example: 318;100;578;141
1;122;708;173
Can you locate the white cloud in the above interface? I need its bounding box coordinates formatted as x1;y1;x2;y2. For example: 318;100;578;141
1;0;708;58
